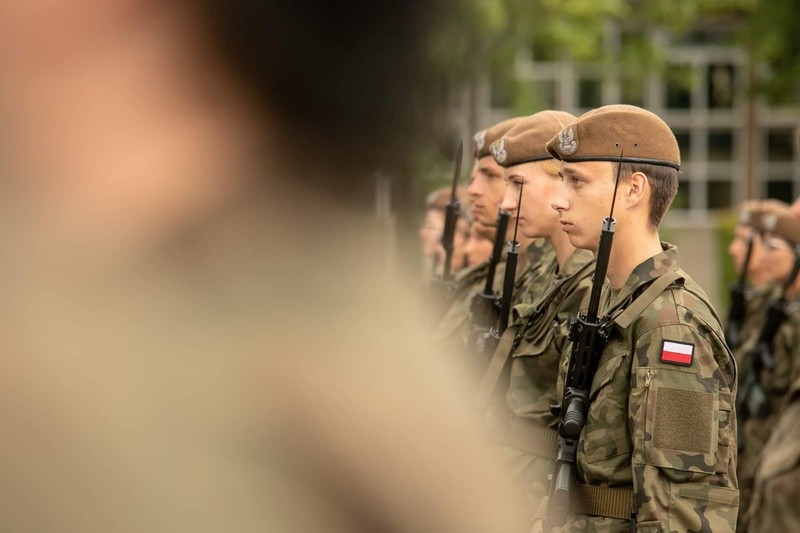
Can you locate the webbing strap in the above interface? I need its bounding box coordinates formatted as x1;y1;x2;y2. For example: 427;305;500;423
574;484;635;521
500;418;559;459
473;327;518;412
612;271;684;329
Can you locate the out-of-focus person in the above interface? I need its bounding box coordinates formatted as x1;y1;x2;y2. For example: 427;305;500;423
419;185;470;278
462;216;494;268
431;119;526;363
741;196;800;533
0;1;516;532
735;234;800;528
727;218;773;361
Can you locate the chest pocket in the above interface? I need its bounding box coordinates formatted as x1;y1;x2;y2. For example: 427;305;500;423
579;344;632;468
633;367;722;481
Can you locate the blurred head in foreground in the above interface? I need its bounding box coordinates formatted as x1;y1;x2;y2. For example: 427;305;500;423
0;1;516;532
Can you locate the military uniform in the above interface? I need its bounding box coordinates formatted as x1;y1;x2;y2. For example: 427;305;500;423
433;118;535;363
535;105;739;531
535;244;739;531
737;294;800;528
491;249;594;530
433;256;506;350
474;110;588;531
514;239;557;307
744;374;800;532
731;285;774;365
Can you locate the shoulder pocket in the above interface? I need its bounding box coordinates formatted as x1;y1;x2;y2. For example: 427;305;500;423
634;367;723;480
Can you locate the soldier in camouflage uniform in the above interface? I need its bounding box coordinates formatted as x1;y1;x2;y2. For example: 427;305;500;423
727;218;775;362
532;104;739;532
474;110;597;531
736;233;800;529
433;118;532;357
744;373;800;532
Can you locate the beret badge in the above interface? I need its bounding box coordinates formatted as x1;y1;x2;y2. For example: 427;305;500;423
557;126;578;156
491;138;507;164
474;130;487;152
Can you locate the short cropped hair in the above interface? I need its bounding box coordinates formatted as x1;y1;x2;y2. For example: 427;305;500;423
619;162;679;228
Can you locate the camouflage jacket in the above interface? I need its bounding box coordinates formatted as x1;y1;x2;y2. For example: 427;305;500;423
432;257;506;347
513;239;557;308
731;285;777;368
506;249;595;427
541;243;739;532
744;375;800;533
738;294;800;514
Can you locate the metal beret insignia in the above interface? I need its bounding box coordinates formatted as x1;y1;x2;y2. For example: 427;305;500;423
557;126;578;156
474;130;487;152
491;138;507;164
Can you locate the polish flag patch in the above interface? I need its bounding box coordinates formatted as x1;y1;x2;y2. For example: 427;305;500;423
660;340;694;366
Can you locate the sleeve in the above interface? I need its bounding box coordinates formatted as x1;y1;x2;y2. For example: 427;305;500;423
628;324;739;532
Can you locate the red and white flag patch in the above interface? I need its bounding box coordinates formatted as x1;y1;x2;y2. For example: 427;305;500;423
660;340;694;366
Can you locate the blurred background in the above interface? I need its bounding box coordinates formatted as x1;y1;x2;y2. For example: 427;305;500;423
392;0;800;311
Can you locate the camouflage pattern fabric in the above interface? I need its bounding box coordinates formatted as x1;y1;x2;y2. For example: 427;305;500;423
539;243;739;532
737;295;800;529
744;375;800;533
432;258;506;347
494;249;595;531
731;285;777;366
514;239;557;307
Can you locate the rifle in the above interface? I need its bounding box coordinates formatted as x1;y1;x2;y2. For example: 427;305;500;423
469;210;510;353
430;141;463;306
725;209;755;349
736;243;800;451
478;184;524;357
441;140;463;281
545;154;623;529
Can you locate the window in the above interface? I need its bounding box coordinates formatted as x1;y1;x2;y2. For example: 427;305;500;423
766;180;793;203
767;129;795;162
665;64;693;109
707;180;733;209
674;131;691;160
708;131;734;162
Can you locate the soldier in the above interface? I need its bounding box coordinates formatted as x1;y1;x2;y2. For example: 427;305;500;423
419;185;471;278
744;371;800;532
727;215;774;359
475;110;596;531
432;118;528;355
741;198;800;532
462;214;495;268
736;234;800;530
533;104;738;531
0;1;518;532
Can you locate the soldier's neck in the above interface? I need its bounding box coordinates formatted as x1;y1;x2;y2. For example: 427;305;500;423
605;227;663;289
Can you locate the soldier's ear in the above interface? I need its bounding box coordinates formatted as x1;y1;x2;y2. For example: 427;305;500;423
626;171;649;210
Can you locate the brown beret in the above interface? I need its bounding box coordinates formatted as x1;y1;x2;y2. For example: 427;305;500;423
490;110;577;167
473;117;524;159
742;199;800;243
545;104;680;170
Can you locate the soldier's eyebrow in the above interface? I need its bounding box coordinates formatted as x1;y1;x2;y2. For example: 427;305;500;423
561;167;586;179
